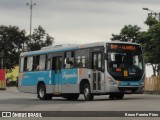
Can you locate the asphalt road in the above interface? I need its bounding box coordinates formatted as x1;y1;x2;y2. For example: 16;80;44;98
0;87;160;120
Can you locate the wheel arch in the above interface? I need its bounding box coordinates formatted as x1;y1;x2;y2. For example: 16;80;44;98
79;79;90;94
37;81;45;93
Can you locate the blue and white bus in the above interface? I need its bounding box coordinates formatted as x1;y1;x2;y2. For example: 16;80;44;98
18;42;144;101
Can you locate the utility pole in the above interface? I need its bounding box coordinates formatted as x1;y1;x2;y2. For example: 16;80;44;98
26;0;36;49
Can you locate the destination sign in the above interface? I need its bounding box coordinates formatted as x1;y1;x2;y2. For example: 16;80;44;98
108;44;140;51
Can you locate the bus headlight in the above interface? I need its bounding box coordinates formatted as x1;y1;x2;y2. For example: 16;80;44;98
141;81;144;86
107;77;117;86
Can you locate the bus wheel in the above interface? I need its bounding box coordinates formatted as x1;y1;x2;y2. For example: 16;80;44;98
109;94;115;100
38;84;52;100
65;94;79;101
83;83;94;101
116;93;124;100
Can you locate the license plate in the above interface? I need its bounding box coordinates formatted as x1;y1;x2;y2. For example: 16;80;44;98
125;90;132;93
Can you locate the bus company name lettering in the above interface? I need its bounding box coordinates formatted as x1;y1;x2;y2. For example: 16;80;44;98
62;72;77;80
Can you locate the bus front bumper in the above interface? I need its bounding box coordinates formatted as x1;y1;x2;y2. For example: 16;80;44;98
107;85;144;94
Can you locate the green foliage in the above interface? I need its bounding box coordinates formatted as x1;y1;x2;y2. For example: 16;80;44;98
144;16;158;27
142;17;160;75
28;25;54;51
111;25;141;43
0;25;28;71
0;25;54;71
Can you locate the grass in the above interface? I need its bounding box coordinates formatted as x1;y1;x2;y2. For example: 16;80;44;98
6;66;19;81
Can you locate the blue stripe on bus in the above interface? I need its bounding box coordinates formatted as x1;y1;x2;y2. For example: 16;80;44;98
119;81;140;86
21;68;78;86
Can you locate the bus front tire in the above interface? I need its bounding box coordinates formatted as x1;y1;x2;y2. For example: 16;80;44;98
116;93;124;99
109;94;115;100
37;84;53;100
83;83;94;101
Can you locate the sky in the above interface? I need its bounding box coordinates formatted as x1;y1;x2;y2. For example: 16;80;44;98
0;0;160;45
0;0;159;76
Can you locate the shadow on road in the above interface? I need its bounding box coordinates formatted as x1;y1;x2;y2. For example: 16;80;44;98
0;96;148;106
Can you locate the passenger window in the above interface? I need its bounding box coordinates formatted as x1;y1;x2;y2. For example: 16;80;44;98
64;52;74;69
20;57;24;72
35;56;40;70
34;55;46;71
75;49;89;68
93;54;97;70
38;55;46;70
27;56;33;71
24;57;28;71
98;53;102;68
82;56;86;67
76;56;82;67
47;59;51;70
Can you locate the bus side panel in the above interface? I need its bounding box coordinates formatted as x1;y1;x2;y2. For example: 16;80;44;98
18;70;53;94
18;72;37;93
78;68;106;94
60;68;79;93
34;70;53;94
78;68;92;89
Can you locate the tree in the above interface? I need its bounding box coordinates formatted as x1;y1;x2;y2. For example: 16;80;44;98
140;17;160;76
111;25;141;43
147;22;160;75
0;25;28;71
28;25;54;51
144;16;158;27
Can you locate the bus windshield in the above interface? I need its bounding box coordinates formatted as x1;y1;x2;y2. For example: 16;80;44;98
107;44;143;81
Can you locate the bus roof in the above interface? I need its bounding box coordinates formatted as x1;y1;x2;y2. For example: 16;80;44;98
20;41;140;57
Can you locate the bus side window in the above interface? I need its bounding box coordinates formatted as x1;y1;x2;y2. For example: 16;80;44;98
75;49;90;68
20;57;24;72
64;51;74;69
98;53;102;69
27;56;33;71
24;57;28;71
35;55;40;70
82;56;86;67
47;58;51;70
93;53;97;70
32;56;36;70
76;56;82;67
38;55;46;71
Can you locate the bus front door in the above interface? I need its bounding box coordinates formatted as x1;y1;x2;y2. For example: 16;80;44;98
92;52;103;93
52;55;63;93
